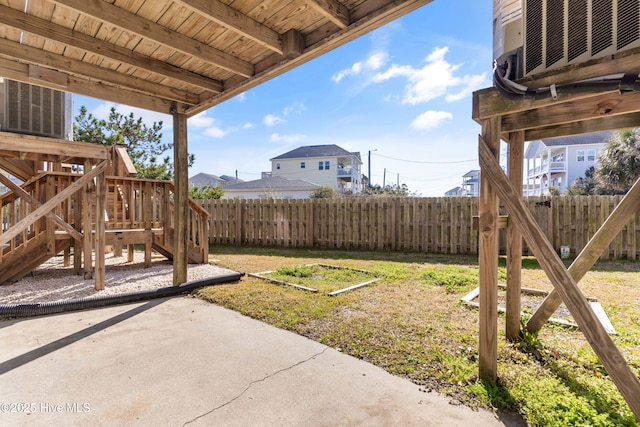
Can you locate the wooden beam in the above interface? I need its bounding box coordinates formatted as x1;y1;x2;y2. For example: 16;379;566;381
83;160;94;280
306;0;351;28
472;86;620;122
95;167;106;290
527;176;640;333
73;190;82;275
175;0;282;54
0;39;200;105
502;91;640;133
0;57;178;115
0;5;223;92
506;131;524;342
0;161;107;249
28;64;67;88
173;111;189;285
0;131;107;160
478;117;500;381
525;112;640;141
479;136;640;419
282;30;306;60
54;0;253;77
0;173;83;242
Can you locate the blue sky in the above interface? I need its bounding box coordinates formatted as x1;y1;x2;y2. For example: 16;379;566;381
74;0;493;196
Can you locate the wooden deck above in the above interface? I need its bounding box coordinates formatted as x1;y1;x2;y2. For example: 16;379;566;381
0;0;433;116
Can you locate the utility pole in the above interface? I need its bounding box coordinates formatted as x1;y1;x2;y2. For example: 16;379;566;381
383;168;386;187
368;149;376;188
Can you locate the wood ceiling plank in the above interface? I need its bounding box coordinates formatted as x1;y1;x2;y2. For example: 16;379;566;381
0;38;200;104
0;4;223;92
190;0;433;116
175;0;283;54
54;0;254;77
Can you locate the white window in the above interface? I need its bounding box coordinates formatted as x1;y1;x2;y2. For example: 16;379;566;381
324;161;330;170
587;149;596;161
318;161;324;170
577;150;585;162
276;163;280;170
301;162;305;169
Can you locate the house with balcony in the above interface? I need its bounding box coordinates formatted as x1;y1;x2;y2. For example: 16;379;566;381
270;144;363;194
525;131;611;196
444;170;480;197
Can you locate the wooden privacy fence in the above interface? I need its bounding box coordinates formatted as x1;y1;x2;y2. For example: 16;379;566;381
199;196;640;259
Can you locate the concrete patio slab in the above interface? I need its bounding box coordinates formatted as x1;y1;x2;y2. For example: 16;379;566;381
0;296;524;426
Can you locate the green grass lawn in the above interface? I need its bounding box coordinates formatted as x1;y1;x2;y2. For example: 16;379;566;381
199;245;640;427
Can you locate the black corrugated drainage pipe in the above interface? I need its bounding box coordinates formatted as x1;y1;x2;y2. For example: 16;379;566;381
0;271;244;319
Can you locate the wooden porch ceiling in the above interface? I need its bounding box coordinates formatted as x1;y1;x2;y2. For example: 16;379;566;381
0;0;432;117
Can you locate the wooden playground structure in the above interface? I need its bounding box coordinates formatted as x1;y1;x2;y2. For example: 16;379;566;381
0;131;209;290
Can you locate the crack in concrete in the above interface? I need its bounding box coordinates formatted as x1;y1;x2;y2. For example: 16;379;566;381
183;347;329;426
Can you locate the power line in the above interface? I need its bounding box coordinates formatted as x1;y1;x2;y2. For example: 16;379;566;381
372;152;478;164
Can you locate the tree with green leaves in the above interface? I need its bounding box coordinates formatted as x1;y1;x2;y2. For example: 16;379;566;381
189;185;224;200
597;128;640;193
309;186;335;199
360;183;418;197
74;106;194;180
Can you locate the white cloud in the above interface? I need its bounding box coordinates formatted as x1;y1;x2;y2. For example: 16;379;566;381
366;52;388;70
236;92;247;102
332;51;388;83
188;112;214;128
264;114;285;126
370;46;487;105
270;133;306;144
243;122;255;129
204;126;228;138
283;102;306;116
445;73;487;102
410;110;453;131
332;62;363;83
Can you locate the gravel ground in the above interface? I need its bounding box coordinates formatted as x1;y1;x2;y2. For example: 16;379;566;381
0;251;239;305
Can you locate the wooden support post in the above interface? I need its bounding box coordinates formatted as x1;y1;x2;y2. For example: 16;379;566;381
527;176;640;333
95;167;106;290
478;117;500;381
83;160;93;280
506;131;524;342
173;110;188;285
73;190;82;275
46;175;56;255
127;244;134;262
479;136;640;419
144;181;152;268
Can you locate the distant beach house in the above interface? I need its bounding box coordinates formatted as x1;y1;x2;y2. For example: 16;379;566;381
221;175;319;199
189;173;243;188
525;131;610;195
270;144;363;194
445;170;480;197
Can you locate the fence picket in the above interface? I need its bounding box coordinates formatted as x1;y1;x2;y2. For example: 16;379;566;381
197;196;639;259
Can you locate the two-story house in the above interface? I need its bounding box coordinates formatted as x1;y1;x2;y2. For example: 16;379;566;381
270;145;363;194
525;131;611;195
